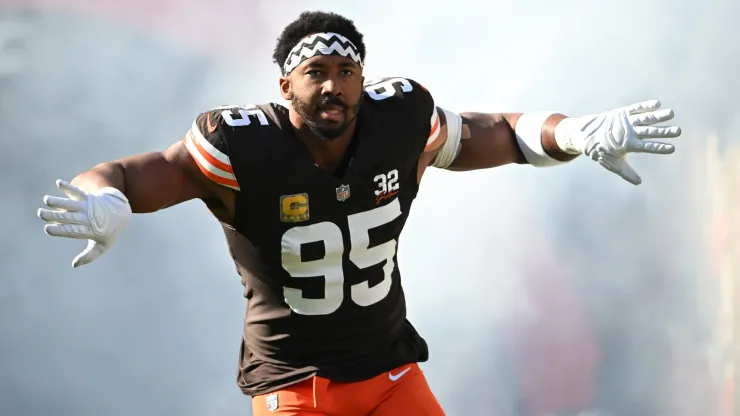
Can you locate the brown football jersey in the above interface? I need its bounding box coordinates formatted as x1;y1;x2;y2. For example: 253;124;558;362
185;77;439;396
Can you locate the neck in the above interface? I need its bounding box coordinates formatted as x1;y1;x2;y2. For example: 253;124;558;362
289;110;358;172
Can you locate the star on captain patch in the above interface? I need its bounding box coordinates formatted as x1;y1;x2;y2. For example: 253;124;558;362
336;184;350;202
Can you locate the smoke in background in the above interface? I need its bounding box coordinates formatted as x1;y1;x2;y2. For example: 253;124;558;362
1;0;738;415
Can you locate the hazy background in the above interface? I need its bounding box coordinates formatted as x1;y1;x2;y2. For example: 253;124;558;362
1;0;738;415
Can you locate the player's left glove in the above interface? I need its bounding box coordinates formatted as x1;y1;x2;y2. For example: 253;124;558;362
554;100;681;185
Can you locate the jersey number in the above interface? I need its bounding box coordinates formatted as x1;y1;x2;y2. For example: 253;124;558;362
364;77;413;101
214;105;269;127
374;169;399;196
280;199;402;315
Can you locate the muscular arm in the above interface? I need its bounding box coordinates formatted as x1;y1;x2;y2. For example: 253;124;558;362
70;140;225;214
42;108;250;266
420;111;578;172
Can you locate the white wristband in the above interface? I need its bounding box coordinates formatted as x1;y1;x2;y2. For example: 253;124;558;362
515;112;570;167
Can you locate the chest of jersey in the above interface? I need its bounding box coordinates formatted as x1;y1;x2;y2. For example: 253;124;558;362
226;108;425;318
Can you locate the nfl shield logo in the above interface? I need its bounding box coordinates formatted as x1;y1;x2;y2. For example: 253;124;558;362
266;393;278;412
336;184;350;202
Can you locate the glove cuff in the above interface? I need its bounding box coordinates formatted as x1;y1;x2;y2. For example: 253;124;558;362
96;187;130;204
554;117;585;155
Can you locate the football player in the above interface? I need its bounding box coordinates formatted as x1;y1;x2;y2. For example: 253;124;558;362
37;10;681;416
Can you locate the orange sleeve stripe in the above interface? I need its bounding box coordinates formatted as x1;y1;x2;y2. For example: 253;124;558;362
428;110;440;140
193;158;240;190
183;133;240;191
188;130;234;174
424;109;445;152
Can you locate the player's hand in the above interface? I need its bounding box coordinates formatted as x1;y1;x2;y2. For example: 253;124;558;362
37;180;132;267
555;100;681;185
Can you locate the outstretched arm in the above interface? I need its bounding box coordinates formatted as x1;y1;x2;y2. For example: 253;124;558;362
70;140;223;213
422;101;681;185
38;109;241;267
440;112;576;171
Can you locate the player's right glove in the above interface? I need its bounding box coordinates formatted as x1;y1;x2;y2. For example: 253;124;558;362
37;180;132;267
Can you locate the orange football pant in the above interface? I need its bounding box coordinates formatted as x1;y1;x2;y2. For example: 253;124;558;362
251;363;446;416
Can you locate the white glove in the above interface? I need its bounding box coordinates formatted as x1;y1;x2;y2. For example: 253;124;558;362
37;180;132;267
555;100;681;185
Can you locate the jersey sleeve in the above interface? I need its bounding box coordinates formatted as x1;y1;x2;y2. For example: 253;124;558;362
407;79;443;153
183;108;240;191
425;101;443;152
363;77;442;152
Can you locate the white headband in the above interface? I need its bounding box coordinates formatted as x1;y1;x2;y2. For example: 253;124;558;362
283;32;363;75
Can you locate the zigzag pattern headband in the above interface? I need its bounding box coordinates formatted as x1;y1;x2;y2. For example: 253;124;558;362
283;32;363;75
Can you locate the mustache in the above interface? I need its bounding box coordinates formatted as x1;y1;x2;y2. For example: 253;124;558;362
317;95;347;110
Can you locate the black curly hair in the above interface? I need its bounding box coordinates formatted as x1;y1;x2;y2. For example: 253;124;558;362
272;11;366;73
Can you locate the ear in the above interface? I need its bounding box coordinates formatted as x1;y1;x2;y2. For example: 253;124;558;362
279;76;292;100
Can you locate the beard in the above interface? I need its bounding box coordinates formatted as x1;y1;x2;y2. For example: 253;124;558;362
291;92;360;141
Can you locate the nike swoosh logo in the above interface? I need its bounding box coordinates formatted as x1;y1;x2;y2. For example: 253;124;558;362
206;113;218;134
388;367;411;381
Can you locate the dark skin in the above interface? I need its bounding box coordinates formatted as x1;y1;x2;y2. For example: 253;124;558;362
70;54;578;225
279;56;365;172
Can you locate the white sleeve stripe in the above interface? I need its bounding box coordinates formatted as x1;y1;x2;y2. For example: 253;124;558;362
191;120;232;166
184;132;238;182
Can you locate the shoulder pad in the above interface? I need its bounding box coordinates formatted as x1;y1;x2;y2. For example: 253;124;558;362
363;77;429;102
205;104;271;129
186;105;267;191
362;78;439;152
186;104;277;191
